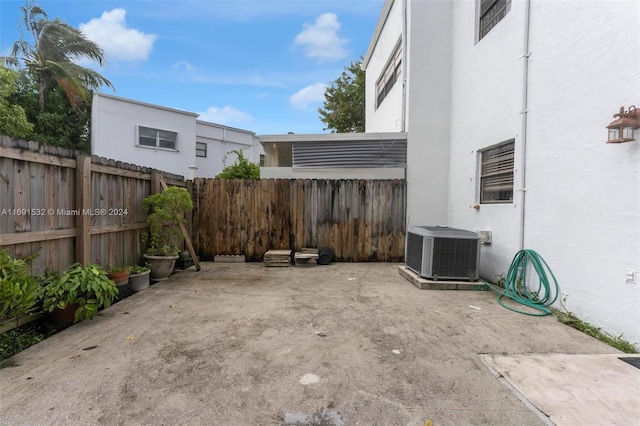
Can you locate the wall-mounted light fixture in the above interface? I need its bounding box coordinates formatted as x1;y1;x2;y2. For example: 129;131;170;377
607;105;640;143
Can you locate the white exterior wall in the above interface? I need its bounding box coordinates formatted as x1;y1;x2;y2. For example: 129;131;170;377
92;94;263;179
405;0;453;229
447;0;525;279
91;94;197;178
364;0;405;133
367;0;639;347
445;0;640;346
523;1;639;346
195;121;262;178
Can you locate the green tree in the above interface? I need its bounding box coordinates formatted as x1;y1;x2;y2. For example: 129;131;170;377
6;69;91;151
318;57;365;133
216;150;260;179
0;65;33;138
2;1;113;113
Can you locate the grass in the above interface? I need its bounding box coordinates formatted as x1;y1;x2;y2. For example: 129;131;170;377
491;277;638;354
553;295;638;354
0;324;54;363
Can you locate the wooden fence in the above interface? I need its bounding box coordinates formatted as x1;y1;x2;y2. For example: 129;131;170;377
0;136;184;275
190;178;406;262
1;136;407;270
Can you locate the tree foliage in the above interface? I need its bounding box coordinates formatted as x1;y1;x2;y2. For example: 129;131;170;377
2;0;113;113
0;66;33;138
318;57;365;133
0;1;112;151
216;150;260;179
143;187;194;256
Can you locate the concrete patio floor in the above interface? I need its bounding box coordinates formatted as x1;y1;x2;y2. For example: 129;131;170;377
1;262;638;425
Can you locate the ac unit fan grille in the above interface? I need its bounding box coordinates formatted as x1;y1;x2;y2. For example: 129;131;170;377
432;238;478;279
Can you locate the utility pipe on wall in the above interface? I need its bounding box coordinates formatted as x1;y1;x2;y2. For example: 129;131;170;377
519;0;532;251
401;0;408;132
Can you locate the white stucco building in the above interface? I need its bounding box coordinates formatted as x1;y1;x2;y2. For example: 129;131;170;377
364;0;640;347
91;93;263;178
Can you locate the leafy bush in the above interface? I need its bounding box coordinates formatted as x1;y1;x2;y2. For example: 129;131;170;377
215;150;260;179
129;264;150;275
0;249;42;322
43;263;118;322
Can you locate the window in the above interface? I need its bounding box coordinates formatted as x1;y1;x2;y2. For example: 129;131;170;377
480;140;514;204
138;126;177;150
259;154;266;167
196;142;207;158
376;40;402;108
478;0;511;40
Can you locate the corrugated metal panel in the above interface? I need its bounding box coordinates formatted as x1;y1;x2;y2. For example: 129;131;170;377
292;139;407;168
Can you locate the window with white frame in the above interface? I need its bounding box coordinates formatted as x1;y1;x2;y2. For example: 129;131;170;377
196;142;207;158
478;0;511;41
376;40;402;108
480;140;514;204
138;126;177;150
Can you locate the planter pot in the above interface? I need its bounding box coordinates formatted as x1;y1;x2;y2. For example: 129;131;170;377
143;254;178;282
129;270;151;292
108;270;130;284
117;280;132;300
50;304;79;325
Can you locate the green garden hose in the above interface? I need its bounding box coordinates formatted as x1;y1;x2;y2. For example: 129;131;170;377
482;249;559;316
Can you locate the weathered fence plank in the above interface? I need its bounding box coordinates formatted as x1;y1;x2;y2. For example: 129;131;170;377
0;136;185;274
191;178;406;262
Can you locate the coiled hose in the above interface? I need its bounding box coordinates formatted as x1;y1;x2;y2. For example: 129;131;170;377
482;249;559;316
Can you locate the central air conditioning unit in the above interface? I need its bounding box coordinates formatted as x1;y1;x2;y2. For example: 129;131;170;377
405;226;480;281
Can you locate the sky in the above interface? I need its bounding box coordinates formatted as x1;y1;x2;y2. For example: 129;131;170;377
0;0;384;135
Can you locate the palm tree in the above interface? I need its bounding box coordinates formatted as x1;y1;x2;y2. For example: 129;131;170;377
2;1;114;113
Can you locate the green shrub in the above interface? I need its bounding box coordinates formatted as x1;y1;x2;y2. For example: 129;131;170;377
43;263;118;322
143;186;193;256
215;150;260;179
0;249;42;322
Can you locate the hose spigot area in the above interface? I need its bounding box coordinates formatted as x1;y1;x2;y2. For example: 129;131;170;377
483;249;560;316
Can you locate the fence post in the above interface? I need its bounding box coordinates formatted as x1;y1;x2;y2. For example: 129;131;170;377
151;171;161;195
76;155;91;264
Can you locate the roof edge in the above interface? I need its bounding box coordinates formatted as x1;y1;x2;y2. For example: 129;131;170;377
93;92;199;118
258;132;407;144
362;0;396;69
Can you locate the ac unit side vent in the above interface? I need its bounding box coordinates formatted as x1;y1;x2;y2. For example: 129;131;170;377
406;232;424;274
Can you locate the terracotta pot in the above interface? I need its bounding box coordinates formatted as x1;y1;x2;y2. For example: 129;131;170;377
108;270;130;284
50;304;79;325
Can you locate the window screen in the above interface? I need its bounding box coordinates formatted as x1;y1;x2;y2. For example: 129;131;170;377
480;140;514;203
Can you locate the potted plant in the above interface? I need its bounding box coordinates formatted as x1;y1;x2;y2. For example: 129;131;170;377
107;266;131;300
43;263;118;324
142;186;193;281
129;264;151;292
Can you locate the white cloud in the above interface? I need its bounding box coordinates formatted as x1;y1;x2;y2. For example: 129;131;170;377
289;83;327;109
294;13;348;61
80;9;156;61
197;106;254;125
173;61;194;71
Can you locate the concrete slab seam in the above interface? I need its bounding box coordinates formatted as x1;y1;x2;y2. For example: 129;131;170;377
478;354;556;426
